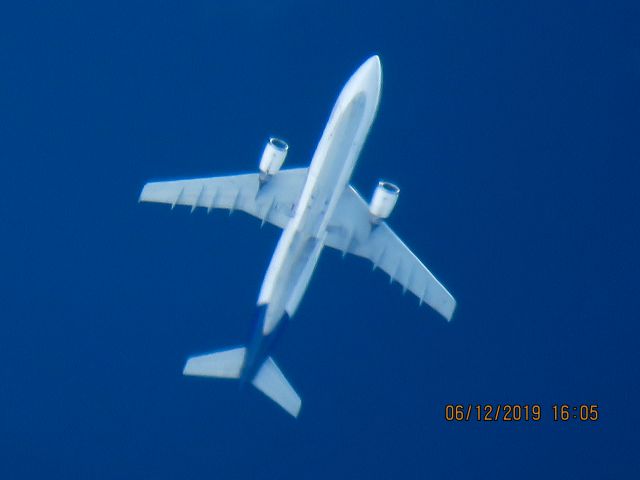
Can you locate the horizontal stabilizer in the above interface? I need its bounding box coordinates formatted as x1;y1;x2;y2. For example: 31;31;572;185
183;347;246;379
252;357;301;418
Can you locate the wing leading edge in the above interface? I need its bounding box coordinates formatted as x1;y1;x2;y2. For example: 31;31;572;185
324;186;456;321
139;167;309;229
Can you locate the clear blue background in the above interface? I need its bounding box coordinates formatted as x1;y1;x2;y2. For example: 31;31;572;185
2;1;639;478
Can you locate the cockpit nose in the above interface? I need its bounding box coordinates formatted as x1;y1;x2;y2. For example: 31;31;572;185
352;55;382;98
368;55;381;73
361;55;382;83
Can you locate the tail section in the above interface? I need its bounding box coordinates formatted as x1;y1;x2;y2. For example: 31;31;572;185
183;346;246;378
183;347;301;417
252;357;301;418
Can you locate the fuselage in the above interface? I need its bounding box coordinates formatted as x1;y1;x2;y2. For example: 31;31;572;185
241;56;382;381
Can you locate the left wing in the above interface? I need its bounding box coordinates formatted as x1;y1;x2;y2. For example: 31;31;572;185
139;168;308;229
324;186;456;320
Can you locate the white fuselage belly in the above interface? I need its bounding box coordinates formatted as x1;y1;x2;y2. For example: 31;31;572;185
258;57;382;334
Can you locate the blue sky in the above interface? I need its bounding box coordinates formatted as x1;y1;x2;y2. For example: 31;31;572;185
2;1;639;478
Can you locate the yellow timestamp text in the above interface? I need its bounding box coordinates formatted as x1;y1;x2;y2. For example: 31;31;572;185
444;404;599;422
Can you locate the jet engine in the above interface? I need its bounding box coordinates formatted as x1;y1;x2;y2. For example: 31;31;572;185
259;137;288;182
369;181;400;223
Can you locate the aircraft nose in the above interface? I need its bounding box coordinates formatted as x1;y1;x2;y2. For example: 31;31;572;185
337;55;383;114
363;55;381;79
357;54;382;92
369;55;381;71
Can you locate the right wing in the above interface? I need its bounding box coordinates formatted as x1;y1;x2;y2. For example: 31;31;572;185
139;168;308;229
324;186;456;321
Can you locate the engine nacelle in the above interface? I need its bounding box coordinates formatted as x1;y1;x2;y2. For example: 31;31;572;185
369;181;400;223
259;137;288;180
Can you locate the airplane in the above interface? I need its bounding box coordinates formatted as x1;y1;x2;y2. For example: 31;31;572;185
139;55;456;418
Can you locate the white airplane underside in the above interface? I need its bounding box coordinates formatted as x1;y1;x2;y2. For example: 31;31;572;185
139;56;456;418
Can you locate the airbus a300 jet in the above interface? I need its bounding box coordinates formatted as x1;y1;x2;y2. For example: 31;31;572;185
139;56;455;417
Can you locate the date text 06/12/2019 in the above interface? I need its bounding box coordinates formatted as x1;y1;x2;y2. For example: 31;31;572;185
444;404;599;422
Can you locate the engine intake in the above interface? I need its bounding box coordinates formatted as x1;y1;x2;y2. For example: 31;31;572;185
259;137;288;181
369;181;400;223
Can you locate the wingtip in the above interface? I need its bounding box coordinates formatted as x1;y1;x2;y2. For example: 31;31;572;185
444;298;457;322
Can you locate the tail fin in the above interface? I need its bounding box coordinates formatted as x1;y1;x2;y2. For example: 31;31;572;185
183;348;301;418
